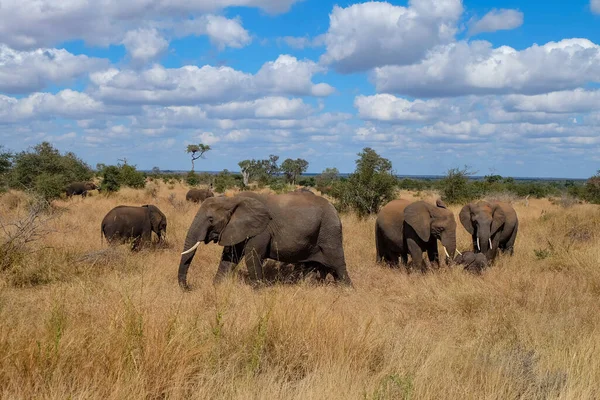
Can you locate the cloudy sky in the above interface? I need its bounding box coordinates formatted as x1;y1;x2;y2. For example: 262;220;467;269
1;0;600;178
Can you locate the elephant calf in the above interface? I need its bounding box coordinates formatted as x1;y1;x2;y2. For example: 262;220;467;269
66;181;98;198
454;251;488;274
101;204;167;251
186;188;214;203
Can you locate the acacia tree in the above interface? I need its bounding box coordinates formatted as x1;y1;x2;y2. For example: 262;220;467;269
186;144;211;171
238;159;261;186
281;158;309;185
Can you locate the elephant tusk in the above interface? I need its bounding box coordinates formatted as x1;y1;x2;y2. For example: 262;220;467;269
443;246;450;259
489;238;493;250
181;241;201;255
477;237;481;251
456;249;462;256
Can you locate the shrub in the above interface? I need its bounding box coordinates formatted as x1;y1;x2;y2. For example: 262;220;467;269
584;171;600;204
440;166;477;205
214;170;238;193
99;166;121;193
8;142;93;200
186;171;200;186
329;148;397;217
119;165;146;189
0;146;12;193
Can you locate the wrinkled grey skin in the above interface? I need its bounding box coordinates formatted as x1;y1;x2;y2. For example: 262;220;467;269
186;188;214;203
454;251;488;274
376;199;457;272
101;205;167;251
65;182;98;198
459;201;518;261
177;191;352;289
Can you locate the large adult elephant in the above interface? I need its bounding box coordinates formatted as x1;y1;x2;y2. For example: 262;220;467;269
101;204;167;250
66;181;98;198
459;201;518;261
376;199;457;272
177;191;352;289
186;188;214;203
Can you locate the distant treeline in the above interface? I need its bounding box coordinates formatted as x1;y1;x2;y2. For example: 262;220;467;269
1;142;599;215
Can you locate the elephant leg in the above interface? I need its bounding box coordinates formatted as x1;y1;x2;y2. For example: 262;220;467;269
426;240;440;269
214;242;245;284
244;232;270;282
407;238;425;273
504;225;518;256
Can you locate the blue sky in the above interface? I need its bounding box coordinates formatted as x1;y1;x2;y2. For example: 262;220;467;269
1;0;600;178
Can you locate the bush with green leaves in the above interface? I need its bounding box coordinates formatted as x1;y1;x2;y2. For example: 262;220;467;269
186;171;199;186
315;167;339;194
119;164;146;189
8;142;93;201
584;171;600;204
0;146;12;192
99;166;121;193
214;170;240;193
329;148;397;217
440;166;478;205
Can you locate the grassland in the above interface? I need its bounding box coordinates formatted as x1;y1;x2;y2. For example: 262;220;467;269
1;182;600;399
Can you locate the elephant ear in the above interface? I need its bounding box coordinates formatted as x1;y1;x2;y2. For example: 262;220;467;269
459;204;475;235
436;199;447;209
404;202;431;242
491;204;506;234
143;205;165;230
219;197;271;246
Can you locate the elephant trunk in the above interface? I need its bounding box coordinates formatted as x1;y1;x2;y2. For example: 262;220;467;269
476;226;492;255
440;231;456;260
178;215;208;290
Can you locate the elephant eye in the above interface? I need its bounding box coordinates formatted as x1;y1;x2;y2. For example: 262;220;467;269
208;216;214;223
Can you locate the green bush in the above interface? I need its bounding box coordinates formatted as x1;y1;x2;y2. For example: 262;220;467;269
329;148;397;217
119;165;146;189
440;167;477;205
0;146;12;192
214;170;239;193
584;171;600;204
99;166;121;193
186;171;199;186
8;142;93;200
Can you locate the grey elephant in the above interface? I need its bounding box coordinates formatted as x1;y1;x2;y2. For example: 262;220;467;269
101;204;167;250
177;191;352;289
454;251;488;274
65;181;98;198
459;201;518;261
186;188;214;203
376;199;457;272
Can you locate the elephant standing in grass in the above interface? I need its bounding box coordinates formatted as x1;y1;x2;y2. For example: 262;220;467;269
177;191;352;289
66;182;98;198
376;199;457;272
101;205;167;251
459;201;518;262
186;188;214;203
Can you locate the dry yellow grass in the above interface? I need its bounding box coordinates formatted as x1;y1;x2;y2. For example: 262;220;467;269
1;183;600;399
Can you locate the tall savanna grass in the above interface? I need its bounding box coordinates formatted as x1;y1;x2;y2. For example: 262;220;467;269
1;183;599;399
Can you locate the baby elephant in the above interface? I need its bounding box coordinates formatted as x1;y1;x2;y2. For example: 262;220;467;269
454;251;488;274
66;181;98;198
101;204;167;250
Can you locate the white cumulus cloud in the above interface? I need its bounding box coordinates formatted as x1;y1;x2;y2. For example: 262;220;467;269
178;15;252;49
0;45;107;94
592;0;600;14
122;29;169;66
90;55;334;105
373;39;600;97
469;9;524;36
320;0;463;73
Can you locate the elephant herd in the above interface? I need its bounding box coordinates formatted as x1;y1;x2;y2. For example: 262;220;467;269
89;180;518;290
